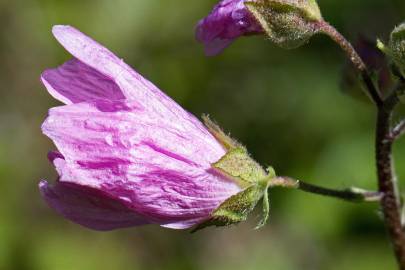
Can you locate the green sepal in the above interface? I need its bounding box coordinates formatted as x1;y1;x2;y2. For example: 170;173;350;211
195;116;275;232
191;184;269;233
213;148;267;187
245;0;323;49
255;188;270;229
305;0;322;20
202;115;243;150
377;39;388;54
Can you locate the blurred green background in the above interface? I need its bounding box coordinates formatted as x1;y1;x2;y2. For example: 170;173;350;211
1;0;405;269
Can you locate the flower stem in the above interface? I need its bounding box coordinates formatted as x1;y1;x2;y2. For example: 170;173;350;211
317;20;383;107
270;177;382;203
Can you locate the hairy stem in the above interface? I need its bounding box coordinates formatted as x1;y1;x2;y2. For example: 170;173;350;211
315;22;405;268
376;93;405;269
317;20;383;106
271;177;382;203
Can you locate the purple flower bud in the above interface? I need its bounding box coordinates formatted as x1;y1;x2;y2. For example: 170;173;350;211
196;0;263;56
39;25;242;230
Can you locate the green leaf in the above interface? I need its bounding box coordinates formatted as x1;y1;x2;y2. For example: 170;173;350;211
245;0;323;49
213;148;267;186
191;184;267;232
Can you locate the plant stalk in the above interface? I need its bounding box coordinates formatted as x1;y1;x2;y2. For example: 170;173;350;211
318;21;405;269
377;97;405;269
271;177;382;203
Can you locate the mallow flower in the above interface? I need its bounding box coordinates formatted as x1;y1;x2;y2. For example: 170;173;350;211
196;0;263;56
39;25;273;231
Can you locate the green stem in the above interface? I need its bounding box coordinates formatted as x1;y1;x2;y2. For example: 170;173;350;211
271;177;382;203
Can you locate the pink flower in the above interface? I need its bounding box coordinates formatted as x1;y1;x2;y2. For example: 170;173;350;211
39;25;241;230
196;0;263;56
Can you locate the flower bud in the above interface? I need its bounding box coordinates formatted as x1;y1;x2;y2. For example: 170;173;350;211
42;25;279;232
245;0;323;49
389;22;405;74
40;25;251;231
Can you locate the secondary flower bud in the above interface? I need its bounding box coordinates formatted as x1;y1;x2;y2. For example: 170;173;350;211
196;0;323;55
245;0;323;49
389;22;405;74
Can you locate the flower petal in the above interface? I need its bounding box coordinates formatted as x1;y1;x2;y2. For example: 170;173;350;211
42;99;241;228
198;36;234;56
196;0;262;55
51;26;180;115
49;25;211;141
39;180;149;231
41;58;125;104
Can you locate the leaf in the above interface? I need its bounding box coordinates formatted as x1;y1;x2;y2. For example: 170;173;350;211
191;184;266;232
